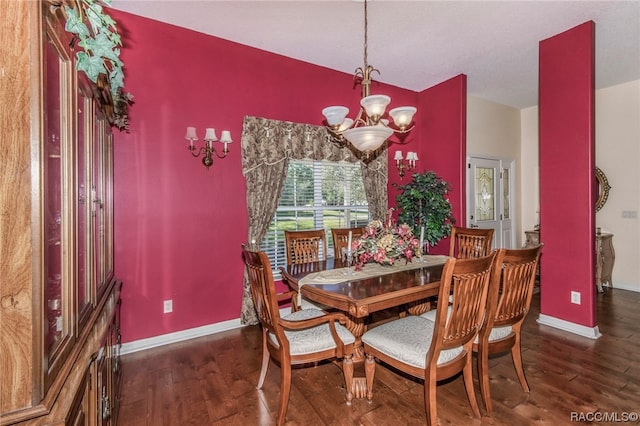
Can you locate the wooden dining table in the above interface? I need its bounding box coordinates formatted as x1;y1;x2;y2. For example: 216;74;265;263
280;255;449;399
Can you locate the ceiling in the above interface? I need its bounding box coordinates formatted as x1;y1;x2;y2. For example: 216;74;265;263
110;1;640;109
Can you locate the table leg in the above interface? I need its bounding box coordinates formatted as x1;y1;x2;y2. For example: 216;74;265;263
341;315;377;401
342;315;366;361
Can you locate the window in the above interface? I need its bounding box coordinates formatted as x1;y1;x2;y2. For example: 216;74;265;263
261;159;369;278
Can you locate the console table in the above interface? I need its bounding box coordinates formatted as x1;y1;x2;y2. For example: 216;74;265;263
523;230;614;292
596;233;615;292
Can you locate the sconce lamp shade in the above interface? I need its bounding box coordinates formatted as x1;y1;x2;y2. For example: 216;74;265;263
204;128;218;142
394;150;404;161
220;130;233;143
343;126;393;152
389;106;417;129
322;106;350;127
185;126;198;141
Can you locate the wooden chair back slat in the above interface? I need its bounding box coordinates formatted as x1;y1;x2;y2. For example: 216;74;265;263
284;229;327;265
434;253;496;352
449;226;494;259
241;245;280;334
330;227;365;259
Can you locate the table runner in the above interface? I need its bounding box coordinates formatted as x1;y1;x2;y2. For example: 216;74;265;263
297;255;449;306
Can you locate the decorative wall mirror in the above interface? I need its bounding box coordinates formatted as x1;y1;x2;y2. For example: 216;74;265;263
595;166;611;211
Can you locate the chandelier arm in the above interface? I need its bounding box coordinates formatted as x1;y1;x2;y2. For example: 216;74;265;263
391;123;416;134
353;108;367;127
212;148;229;159
189;146;206;158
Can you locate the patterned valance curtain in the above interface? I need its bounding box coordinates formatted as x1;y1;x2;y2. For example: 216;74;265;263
240;115;388;324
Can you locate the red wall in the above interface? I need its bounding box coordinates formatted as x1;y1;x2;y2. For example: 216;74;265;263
418;75;467;254
110;11;463;343
539;21;596;327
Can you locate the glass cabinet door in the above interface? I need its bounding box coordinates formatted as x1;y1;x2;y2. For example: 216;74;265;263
77;91;93;320
43;32;64;357
43;18;73;385
92;118;107;294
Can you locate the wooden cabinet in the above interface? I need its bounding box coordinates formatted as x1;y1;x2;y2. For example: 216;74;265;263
523;230;542;280
596;233;615;292
524;229;541;247
523;230;615;292
0;1;122;424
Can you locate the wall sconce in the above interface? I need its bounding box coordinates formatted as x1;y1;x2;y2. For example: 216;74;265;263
394;150;418;178
185;127;232;170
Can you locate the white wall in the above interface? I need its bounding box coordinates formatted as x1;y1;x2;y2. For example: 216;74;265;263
466;96;522;242
519;80;640;292
594;80;640;291
520;106;539;239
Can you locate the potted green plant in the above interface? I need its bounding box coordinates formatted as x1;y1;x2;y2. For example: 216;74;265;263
394;171;455;249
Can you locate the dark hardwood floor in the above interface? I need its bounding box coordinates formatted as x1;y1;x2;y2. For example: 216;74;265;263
118;289;640;425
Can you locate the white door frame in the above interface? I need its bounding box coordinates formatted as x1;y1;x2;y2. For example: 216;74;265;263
467;156;516;249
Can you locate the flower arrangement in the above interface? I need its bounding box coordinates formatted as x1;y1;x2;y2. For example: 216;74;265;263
352;209;420;269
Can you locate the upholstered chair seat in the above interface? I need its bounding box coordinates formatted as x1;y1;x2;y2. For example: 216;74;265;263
362;316;463;369
268;309;356;355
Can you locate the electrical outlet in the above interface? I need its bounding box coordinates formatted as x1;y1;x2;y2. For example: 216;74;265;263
163;299;173;313
570;291;581;305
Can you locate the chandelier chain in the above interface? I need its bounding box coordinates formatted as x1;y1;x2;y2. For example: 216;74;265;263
363;0;368;68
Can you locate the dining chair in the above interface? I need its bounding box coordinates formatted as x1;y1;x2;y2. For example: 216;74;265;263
241;245;355;426
361;253;496;425
284;229;328;265
473;244;542;414
330;227;365;259
419;226;494;320
283;229;330;310
449;226;495;259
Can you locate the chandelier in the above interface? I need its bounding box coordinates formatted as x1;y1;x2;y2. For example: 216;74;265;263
322;0;417;162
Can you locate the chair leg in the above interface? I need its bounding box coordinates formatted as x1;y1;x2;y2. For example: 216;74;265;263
257;330;270;389
423;369;438;426
511;339;530;393
343;354;354;405
277;362;292;426
463;354;481;419
364;354;375;402
477;342;493;414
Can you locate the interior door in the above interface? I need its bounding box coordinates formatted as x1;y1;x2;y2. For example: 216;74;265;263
467;157;514;249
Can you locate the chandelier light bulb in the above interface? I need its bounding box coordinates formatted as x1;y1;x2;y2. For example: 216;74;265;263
338;118;354;132
389;106;417;130
360;95;391;119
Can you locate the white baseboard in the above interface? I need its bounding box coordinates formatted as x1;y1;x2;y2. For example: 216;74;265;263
610;282;639;292
537;313;602;339
120;307;291;355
